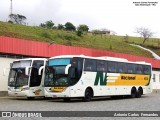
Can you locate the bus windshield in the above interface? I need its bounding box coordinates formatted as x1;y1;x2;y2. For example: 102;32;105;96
44;58;71;87
44;57;84;87
8;68;28;87
8;60;31;87
44;66;69;87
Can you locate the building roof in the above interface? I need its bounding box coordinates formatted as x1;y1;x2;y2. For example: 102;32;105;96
1;36;160;68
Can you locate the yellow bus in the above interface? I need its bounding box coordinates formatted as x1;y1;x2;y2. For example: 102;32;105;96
44;55;152;102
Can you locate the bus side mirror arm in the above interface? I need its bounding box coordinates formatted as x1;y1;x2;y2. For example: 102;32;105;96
65;64;71;74
39;66;44;75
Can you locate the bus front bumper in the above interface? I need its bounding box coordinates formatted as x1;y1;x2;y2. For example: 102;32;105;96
8;91;28;97
45;91;71;98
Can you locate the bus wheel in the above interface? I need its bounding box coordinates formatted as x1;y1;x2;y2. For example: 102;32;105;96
136;87;143;98
63;98;71;102
27;97;34;100
83;88;93;102
131;87;137;98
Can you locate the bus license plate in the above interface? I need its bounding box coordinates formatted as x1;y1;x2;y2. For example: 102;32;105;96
53;95;57;98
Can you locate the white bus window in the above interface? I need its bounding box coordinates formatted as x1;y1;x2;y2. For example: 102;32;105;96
118;62;127;73
127;64;135;74
97;61;106;72
71;57;84;80
135;65;143;74
84;59;96;72
12;60;31;68
108;62;117;73
32;60;44;69
30;60;44;87
144;66;151;75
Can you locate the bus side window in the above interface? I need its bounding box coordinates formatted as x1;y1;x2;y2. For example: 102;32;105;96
135;65;143;74
97;60;106;72
71;57;84;79
108;61;117;73
84;59;96;72
118;62;127;73
144;65;151;75
30;60;44;87
127;64;135;74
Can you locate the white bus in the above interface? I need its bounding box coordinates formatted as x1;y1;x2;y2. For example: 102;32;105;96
44;55;152;102
8;58;47;99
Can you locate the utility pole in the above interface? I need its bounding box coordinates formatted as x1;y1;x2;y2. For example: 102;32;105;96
9;0;13;22
10;0;13;15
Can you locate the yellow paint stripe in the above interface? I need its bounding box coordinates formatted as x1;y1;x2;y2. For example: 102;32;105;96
106;74;150;86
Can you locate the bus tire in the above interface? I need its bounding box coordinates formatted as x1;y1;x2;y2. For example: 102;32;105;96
27;97;34;100
131;87;137;98
83;88;93;102
136;87;143;98
63;98;71;102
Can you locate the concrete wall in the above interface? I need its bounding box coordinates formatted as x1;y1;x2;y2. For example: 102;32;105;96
151;70;160;90
0;57;18;96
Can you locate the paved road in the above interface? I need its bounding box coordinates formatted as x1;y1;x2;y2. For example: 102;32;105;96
0;92;160;120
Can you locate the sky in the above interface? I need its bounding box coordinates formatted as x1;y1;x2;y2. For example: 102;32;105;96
0;0;160;37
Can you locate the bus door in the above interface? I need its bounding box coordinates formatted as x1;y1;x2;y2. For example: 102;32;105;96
69;58;84;95
29;60;44;96
83;59;97;84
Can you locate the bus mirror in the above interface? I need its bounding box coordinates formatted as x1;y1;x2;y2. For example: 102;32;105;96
65;64;71;74
10;63;13;68
25;67;30;76
69;67;76;78
39;66;44;75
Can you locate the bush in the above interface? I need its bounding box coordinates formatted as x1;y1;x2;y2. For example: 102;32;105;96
76;30;83;37
41;31;51;39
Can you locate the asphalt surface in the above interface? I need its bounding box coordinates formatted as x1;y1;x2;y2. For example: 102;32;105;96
0;91;160;120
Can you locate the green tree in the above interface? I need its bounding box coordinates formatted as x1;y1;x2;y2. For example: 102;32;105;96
77;24;89;32
64;22;76;31
45;20;54;29
57;24;64;30
9;14;27;25
40;20;54;29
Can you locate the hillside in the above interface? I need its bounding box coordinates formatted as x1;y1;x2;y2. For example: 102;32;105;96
0;21;160;58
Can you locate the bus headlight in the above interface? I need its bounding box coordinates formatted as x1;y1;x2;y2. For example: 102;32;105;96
21;87;29;91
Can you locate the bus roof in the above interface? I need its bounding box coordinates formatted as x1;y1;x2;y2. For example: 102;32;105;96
13;58;47;62
49;55;151;66
49;55;85;59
